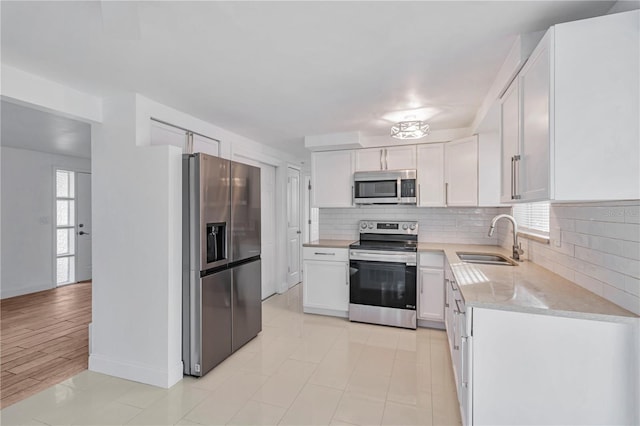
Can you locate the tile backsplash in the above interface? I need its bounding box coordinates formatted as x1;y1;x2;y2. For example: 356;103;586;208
319;206;511;244
498;201;640;315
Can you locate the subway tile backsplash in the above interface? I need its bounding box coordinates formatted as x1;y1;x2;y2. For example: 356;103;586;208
319;206;511;244
498;200;640;315
318;202;640;315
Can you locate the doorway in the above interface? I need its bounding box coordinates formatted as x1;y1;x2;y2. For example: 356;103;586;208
286;167;301;287
55;170;92;286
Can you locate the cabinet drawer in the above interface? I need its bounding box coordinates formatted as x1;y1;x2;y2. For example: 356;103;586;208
303;247;348;262
419;252;444;268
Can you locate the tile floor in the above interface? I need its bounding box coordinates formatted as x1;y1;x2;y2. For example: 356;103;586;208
0;284;461;426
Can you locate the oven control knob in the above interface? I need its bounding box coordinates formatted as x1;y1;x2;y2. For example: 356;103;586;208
402;224;408;230
368;222;374;229
409;224;416;231
361;222;367;229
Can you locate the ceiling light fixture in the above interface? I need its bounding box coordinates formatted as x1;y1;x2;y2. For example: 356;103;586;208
390;120;430;140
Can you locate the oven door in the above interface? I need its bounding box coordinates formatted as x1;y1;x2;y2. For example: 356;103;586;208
349;252;417;310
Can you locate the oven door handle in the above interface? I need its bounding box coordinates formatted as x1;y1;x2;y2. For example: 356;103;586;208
350;251;416;265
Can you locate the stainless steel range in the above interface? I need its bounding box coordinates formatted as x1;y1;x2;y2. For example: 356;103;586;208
349;220;418;329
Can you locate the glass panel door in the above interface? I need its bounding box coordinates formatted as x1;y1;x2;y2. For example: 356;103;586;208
56;169;76;285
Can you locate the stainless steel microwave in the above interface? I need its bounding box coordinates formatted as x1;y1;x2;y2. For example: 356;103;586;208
353;170;417;205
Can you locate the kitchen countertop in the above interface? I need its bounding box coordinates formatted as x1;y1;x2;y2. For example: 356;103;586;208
417;243;638;322
303;239;355;249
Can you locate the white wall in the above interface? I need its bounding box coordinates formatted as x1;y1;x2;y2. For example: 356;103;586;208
319;206;510;244
499;201;640;315
89;93;184;388
0;147;90;298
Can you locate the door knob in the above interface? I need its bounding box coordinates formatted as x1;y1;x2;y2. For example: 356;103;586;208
79;231;90;236
296;230;301;234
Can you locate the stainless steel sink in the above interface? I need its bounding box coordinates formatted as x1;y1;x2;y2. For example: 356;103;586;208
456;252;518;266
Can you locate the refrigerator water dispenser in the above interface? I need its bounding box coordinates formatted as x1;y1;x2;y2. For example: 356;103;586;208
206;222;227;263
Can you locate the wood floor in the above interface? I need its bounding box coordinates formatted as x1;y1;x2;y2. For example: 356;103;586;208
0;282;91;408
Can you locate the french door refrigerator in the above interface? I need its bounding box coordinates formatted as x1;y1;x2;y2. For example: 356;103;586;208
182;153;261;377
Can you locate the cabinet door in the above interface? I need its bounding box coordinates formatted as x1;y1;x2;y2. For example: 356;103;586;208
355;148;384;171
150;120;187;150
519;36;550;202
500;79;520;203
418;267;445;321
311;151;354;207
192;133;220;157
302;260;349;314
385;145;417;170
417;144;445;206
445;136;478;206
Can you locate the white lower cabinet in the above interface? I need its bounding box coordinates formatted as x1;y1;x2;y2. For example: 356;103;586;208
302;247;349;317
418;252;445;322
444;260;638;426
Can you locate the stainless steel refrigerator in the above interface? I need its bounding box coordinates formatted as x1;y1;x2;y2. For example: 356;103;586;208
182;153;261;377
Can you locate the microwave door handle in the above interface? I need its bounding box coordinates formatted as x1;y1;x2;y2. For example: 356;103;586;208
397;178;401;201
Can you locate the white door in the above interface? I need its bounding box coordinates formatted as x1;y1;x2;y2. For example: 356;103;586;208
75;172;92;282
287;167;301;287
261;164;277;299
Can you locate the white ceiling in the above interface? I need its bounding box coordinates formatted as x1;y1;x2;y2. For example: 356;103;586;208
1;101;92;159
0;1;617;158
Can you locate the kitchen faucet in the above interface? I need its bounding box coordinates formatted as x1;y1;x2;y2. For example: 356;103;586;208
488;214;524;261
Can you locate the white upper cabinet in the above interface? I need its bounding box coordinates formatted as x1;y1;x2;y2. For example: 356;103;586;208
355;145;416;171
500;10;640;202
311;150;355;208
500;80;520;203
191;133;220;157
150;119;220;157
385;145;417;170
553;10;639;201
445;136;478;206
417;143;445;206
519;35;551;202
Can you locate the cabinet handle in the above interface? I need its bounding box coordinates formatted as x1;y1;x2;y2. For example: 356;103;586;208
445;182;449;206
420;277;423;294
345;265;349;285
380;149;384;170
455;299;464;315
417;183;421;205
385;149;389;170
314;252;335;256
511;156;515;200
352;185;355;206
514;155;521;200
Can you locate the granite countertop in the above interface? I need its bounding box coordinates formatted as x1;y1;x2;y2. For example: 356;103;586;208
417;243;638;322
303;239;355;249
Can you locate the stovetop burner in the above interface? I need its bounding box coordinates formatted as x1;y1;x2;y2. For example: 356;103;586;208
352;220;418;253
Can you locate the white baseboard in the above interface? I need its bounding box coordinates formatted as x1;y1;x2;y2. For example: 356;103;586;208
417;319;445;330
89;353;183;389
0;283;53;299
303;306;348;318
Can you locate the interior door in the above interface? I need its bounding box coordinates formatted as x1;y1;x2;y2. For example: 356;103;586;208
287;167;301;287
75;172;92;282
261;165;277;299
